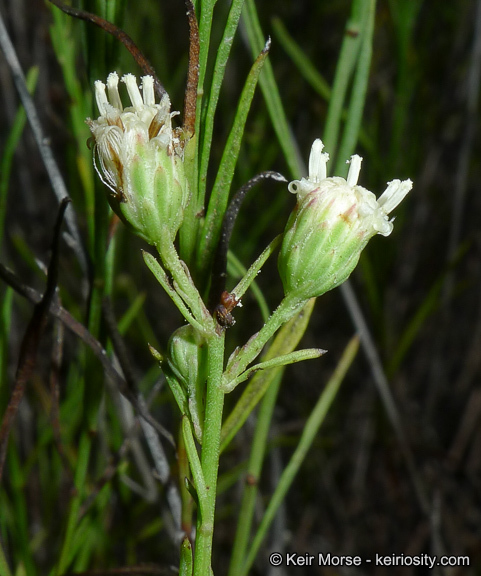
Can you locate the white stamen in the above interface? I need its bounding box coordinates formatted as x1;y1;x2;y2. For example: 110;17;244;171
141;76;155;106
94;80;108;115
106;72;122;111
378;179;413;214
346;155;362;187
122;74;143;111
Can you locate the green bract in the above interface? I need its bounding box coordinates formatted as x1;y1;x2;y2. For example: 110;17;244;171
278;139;413;301
87;73;189;247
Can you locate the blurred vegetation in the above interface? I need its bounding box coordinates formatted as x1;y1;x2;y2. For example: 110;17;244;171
1;0;481;574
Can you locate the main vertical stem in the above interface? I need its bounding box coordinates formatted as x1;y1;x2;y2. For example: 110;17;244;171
193;331;225;576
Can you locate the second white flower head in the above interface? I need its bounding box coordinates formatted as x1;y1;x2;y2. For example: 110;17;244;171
288;139;412;238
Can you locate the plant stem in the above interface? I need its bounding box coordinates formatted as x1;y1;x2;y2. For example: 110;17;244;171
157;239;214;332
227;370;282;576
193;331;225;576
222;294;305;387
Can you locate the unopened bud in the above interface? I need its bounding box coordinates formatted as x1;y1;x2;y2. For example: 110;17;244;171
167;326;207;442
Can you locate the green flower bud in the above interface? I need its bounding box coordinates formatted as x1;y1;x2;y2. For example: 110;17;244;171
167;326;207;442
278;139;412;300
87;73;189;246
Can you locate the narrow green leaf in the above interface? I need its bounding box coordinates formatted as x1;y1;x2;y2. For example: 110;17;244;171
142;251;204;333
230;235;282;301
198;0;246;209
223;347;325;393
197;40;271;275
272;17;331;101
179;537;193;576
0;544;12;576
334;0;376;176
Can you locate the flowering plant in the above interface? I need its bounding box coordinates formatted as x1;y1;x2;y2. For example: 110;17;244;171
0;2;420;576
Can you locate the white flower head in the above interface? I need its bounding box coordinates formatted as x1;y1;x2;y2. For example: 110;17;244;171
86;73;189;247
87;73;184;193
279;139;413;300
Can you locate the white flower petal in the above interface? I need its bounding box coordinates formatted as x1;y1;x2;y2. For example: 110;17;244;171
308;139;329;182
94;80;108;115
346;154;362;187
378;178;413;214
106;72;122;111
122;73;144;111
141;76;155;106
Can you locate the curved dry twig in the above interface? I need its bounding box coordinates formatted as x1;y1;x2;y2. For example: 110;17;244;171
47;0;165;98
183;0;200;135
209;171;286;310
0;198;70;482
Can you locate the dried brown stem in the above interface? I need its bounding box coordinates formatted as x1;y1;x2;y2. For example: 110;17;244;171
183;0;200;135
0;198;70;482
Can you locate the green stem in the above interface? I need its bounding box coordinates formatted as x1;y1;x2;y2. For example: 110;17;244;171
222;294;305;387
156;240;214;333
192;332;225;576
227;370;282;576
178;423;194;538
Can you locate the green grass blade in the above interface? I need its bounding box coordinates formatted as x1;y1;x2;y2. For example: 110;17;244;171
53;433;91;575
387;0;423;172
0;541;12;576
323;0;366;164
387;275;444;377
334;0;376;176
272;16;374;156
240;336;360;576
271;17;331;101
198;0;246;210
242;0;303;178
